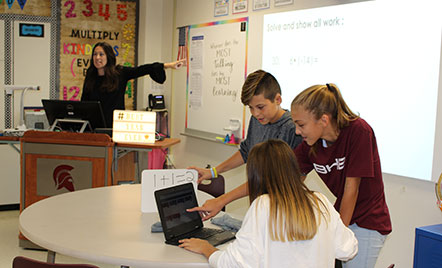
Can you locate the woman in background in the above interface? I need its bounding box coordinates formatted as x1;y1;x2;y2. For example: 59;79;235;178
82;41;184;127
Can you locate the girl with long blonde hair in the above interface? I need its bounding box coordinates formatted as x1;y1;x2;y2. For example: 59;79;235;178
179;139;357;268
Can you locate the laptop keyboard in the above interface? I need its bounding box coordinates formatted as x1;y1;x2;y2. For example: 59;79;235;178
191;228;224;239
167;228;225;245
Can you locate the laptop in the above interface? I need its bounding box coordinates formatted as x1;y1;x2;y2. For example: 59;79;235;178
154;182;236;246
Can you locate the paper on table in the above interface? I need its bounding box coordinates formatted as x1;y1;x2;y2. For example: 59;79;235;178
304;170;337;205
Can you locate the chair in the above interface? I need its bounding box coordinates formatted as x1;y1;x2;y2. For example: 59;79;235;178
12;256;99;268
198;175;226;211
197;175;225;198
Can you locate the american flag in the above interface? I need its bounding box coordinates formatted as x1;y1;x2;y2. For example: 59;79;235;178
177;26;188;65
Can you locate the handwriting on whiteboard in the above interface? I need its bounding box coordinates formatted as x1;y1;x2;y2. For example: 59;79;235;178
152;170;196;187
141;169;198;213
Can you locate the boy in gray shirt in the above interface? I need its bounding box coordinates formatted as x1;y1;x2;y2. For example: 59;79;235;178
189;70;302;220
240;109;299;163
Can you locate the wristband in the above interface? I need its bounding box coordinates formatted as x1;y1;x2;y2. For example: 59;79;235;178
210;167;218;179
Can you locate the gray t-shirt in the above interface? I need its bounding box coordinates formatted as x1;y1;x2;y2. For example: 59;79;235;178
239;110;302;162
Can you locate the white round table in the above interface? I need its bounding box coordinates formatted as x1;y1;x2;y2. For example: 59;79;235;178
19;184;219;268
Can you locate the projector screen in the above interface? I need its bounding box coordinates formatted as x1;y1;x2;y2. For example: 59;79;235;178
262;0;442;181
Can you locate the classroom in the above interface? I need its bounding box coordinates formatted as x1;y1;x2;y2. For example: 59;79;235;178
1;0;442;267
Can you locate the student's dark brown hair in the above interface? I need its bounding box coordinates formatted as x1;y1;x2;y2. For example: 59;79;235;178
241;70;281;105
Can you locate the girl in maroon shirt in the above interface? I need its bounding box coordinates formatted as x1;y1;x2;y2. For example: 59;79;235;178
291;83;391;268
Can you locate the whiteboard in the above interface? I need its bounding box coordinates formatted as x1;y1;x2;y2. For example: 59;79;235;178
185;18;248;139
141;169;198;213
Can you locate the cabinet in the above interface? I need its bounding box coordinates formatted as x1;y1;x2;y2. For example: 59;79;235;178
414;224;442;267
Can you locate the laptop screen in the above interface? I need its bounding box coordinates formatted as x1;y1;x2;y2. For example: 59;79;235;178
155;183;203;238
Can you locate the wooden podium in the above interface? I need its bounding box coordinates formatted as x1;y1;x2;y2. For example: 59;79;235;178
18;130;180;248
19;131;114;248
20;131;114;210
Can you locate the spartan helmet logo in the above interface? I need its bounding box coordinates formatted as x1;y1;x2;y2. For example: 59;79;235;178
53;165;75;192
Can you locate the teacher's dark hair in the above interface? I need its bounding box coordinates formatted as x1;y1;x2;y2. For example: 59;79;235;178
83;42;121;93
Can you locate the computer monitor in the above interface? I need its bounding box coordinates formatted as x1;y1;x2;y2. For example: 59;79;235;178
41;99;107;132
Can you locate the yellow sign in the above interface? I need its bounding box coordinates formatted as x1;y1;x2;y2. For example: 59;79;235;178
112;110;156;144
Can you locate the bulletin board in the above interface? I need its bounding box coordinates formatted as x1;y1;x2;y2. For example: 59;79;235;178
59;0;138;110
185;17;248;140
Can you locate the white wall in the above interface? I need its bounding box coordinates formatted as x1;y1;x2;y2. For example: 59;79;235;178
0;19;21;206
12;21;50;124
0;20;51;206
137;0;175;171
0;144;19;206
165;1;442;268
137;0;174;111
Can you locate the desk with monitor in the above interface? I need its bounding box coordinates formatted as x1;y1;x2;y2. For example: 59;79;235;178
40;99;167;182
1;99;181;247
41;99;108;133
